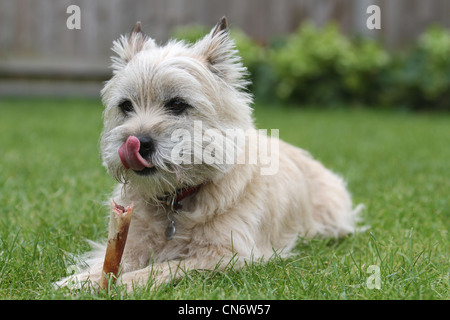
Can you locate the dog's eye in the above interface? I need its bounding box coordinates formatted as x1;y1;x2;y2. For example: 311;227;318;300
164;98;191;115
119;100;134;115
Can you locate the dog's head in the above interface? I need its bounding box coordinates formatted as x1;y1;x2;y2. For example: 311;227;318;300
100;17;253;199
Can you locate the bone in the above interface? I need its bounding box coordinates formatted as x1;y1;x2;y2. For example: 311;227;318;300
100;199;134;291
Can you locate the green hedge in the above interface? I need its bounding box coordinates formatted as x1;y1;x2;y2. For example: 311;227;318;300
382;26;450;110
172;23;450;111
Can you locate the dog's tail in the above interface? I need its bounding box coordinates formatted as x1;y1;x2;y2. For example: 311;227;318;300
313;202;367;239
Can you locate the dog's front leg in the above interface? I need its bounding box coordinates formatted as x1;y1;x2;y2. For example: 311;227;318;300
119;254;241;291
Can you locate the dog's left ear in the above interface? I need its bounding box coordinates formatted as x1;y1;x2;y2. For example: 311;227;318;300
194;16;246;82
110;21;156;73
211;16;228;38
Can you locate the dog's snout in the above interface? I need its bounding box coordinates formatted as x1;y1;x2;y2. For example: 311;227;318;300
137;135;155;158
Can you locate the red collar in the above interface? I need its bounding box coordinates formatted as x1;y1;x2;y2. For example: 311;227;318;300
158;183;204;211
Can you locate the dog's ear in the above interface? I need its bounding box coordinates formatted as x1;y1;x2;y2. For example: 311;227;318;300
110;21;156;73
194;16;247;83
211;16;228;38
130;21;142;34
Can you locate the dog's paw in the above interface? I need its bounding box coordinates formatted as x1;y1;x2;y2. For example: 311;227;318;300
54;270;101;291
118;270;150;292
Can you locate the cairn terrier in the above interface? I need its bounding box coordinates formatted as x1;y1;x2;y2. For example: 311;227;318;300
58;17;360;290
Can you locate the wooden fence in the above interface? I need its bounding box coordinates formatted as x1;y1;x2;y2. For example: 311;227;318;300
0;0;448;96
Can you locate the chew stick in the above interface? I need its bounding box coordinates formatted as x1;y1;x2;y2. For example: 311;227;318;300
100;199;134;291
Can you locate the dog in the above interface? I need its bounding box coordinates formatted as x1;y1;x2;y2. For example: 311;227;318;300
57;17;360;291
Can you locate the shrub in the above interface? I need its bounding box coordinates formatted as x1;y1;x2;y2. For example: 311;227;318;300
171;23;450;111
269;22;390;106
385;26;450;111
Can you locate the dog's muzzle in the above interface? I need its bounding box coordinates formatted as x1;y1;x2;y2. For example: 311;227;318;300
118;135;155;172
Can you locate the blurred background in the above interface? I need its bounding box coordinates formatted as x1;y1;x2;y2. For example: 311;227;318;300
1;1;449;299
0;0;449;110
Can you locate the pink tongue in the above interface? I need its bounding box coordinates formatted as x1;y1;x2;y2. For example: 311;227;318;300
118;136;154;171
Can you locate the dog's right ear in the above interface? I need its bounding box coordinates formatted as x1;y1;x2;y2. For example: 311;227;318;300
110;21;156;73
193;16;248;85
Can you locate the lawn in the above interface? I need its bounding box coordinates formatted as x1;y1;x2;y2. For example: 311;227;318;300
0;98;448;300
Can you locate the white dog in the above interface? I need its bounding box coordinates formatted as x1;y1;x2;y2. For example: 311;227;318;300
58;17;360;291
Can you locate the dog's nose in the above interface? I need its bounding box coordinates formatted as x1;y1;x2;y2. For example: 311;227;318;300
136;135;155;159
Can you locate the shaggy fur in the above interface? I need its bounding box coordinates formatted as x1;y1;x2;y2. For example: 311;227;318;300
57;17;361;291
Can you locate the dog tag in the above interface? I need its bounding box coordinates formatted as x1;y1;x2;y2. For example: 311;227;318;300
165;220;176;240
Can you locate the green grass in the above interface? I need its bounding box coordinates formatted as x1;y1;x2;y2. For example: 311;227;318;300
0;98;448;299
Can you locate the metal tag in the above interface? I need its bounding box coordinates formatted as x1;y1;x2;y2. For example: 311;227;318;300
165;220;176;240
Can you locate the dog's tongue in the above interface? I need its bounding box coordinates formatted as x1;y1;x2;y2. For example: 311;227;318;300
118;136;154;171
